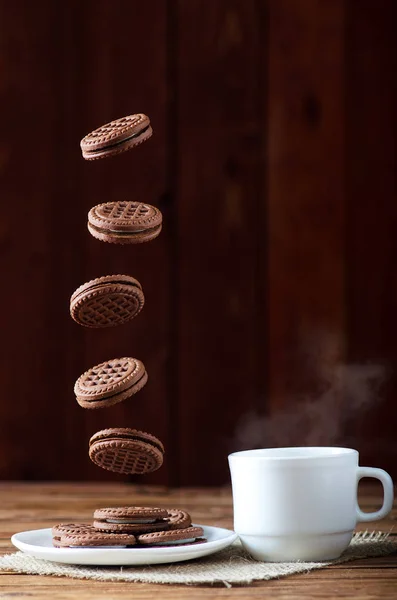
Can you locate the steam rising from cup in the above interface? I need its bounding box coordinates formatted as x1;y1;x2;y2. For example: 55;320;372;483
234;363;386;449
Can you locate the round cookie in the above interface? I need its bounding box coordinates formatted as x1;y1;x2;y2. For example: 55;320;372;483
137;526;205;546
87;201;162;245
89;428;164;475
74;357;147;409
52;523;94;547
166;509;192;530
58;531;137;547
80;113;153;160
93;506;169;534
70;275;144;328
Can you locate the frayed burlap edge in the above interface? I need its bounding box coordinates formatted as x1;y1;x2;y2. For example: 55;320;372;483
0;531;395;587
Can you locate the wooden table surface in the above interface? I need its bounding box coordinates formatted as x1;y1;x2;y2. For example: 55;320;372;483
0;482;395;599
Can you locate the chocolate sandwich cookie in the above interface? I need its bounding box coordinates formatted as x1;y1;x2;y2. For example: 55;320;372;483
52;523;94;547
89;428;164;475
166;509;192;530
93;506;169;534
87;201;162;245
70;275;145;328
137;526;205;546
80;113;152;160
74;357;147;409
58;531;137;547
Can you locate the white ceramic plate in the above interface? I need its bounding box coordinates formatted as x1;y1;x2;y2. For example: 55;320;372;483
11;525;237;566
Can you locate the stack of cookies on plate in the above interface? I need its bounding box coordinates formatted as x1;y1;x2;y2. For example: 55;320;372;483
52;508;205;548
51;114;205;548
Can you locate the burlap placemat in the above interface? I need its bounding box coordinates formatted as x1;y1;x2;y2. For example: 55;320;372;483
0;531;395;586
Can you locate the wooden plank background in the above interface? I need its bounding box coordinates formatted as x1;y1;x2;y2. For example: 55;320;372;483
0;0;395;485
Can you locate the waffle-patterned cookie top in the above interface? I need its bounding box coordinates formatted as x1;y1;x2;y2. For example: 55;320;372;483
81;114;149;150
70;275;145;328
89;428;165;475
75;358;144;398
89;439;163;475
73;287;141;327
89;201;162;232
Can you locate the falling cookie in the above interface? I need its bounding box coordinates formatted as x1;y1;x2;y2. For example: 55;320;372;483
74;357;148;409
93;506;169;534
89;428;164;475
80;113;152;160
70;275;145;328
87;201;162;245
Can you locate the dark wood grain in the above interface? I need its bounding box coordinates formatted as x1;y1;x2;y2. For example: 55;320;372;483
345;0;397;474
175;0;265;484
0;0;170;483
266;0;346;412
0;1;87;479
0;0;395;484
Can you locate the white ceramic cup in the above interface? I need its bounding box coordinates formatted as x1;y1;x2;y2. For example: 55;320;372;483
228;447;394;562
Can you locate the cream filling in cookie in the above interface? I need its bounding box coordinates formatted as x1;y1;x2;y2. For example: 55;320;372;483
91;433;163;453
87;125;151;153
113;229;146;233
82;377;147;404
147;538;197;546
89;223;148;235
106;518;157;524
86;544;128;548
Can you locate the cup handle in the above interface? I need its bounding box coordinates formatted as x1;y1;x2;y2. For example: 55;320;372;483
356;467;394;522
